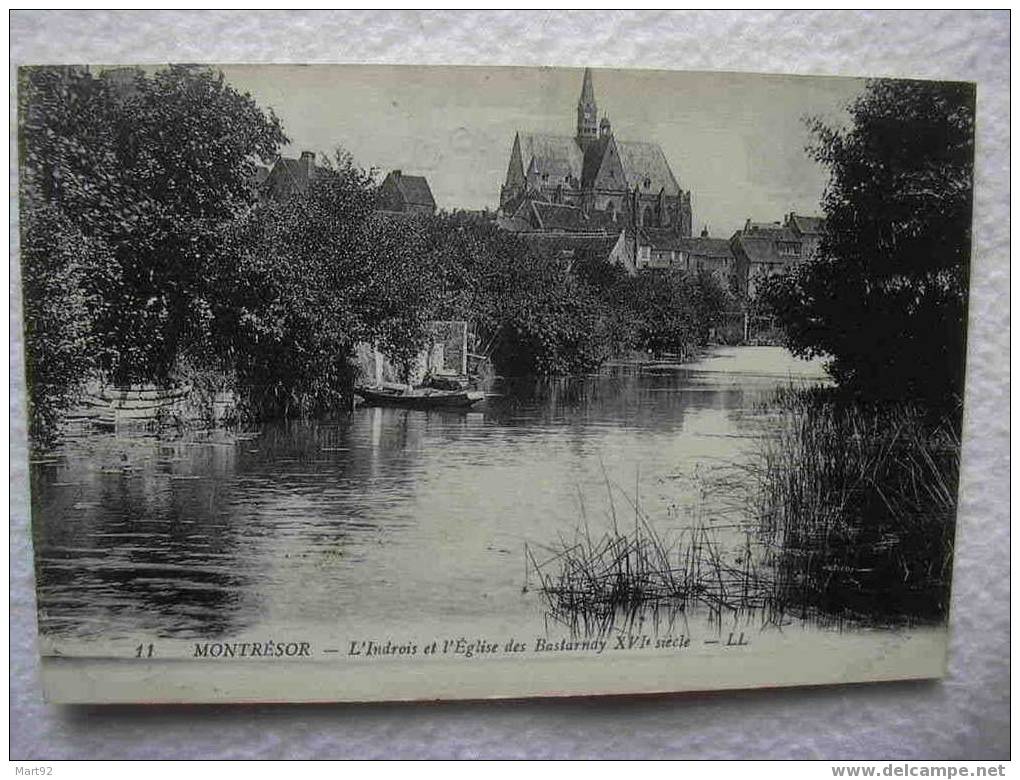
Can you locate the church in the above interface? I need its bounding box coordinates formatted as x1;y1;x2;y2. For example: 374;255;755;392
499;68;692;236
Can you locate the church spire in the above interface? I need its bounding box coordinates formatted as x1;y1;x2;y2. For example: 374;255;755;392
576;67;598;150
579;67;595;106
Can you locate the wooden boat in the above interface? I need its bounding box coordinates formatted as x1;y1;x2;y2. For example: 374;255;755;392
355;385;485;409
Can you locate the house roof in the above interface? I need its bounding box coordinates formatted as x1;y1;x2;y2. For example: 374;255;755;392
518;132;585;181
615;140;680;196
635;227;687;251
788;213;824;236
744;221;785;234
496;213;534;233
390;172;436;208
677;236;734;259
272;156;316;190
530;201;587;231
519;232;623;263
731;225;800;265
509;198;622;234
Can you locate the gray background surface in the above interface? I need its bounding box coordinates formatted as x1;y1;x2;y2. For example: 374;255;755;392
9;10;1009;760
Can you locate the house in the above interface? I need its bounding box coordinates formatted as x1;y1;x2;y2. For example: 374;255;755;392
632;227;686;271
730;213;824;297
261;151;318;201
378;170;436;215
630;227;738;289
678;234;739;292
785;212;825;260
499;68;692;236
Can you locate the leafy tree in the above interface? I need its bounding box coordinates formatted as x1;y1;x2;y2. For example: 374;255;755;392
19;65;288;387
213;151;446;413
18;204;110;448
760;79;975;408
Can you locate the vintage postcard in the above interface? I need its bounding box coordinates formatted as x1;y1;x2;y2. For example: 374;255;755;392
16;63;974;703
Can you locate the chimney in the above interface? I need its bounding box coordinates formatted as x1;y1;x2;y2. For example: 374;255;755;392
701;225;709;238
300;151;315;179
392;169;402;178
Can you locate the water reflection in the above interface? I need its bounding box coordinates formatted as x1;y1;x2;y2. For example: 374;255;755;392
32;351;826;641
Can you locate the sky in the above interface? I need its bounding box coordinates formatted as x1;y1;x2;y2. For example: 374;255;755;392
220;64;866;238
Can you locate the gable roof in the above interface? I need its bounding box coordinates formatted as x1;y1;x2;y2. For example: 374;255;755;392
615;140;680;196
271;156;316;190
530;201;586;231
390;172;436;209
678;236;734;259
787;213;824;236
635;227;686;251
509;198;623;234
519;231;624;263
517;132;584;181
731;224;801;265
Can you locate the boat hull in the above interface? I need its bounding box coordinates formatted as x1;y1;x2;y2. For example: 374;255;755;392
355;387;485;409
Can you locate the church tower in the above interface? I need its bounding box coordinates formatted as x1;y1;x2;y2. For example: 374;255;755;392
576;67;598;151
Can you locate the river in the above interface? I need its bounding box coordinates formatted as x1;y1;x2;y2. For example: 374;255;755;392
31;346;829;646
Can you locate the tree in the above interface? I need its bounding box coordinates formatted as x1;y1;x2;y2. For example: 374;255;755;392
212;151;448;414
19;65;288;386
760;78;975;409
18;204;110;447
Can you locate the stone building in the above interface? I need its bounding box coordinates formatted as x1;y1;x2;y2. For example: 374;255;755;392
499;68;692;235
630;227;737;290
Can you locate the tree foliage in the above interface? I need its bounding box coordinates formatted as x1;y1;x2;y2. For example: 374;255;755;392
211;152;449;414
18;204;109;446
19;65;288;387
759;79;975;408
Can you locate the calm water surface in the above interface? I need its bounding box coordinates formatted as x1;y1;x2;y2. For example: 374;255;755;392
32;347;827;641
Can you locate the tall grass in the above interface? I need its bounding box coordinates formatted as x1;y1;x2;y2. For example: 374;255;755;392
527;389;960;634
751;389;960;626
525;477;766;636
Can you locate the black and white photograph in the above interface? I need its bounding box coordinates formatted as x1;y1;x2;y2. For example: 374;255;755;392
17;59;975;704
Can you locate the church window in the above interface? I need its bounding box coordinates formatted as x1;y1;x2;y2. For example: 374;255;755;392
643;178;651;189
641;206;651;226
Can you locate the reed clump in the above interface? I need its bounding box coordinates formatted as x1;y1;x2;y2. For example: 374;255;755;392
525;480;766;636
527;388;960;633
751;389;960;625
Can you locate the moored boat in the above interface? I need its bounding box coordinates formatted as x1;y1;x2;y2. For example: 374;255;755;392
355;385;485;409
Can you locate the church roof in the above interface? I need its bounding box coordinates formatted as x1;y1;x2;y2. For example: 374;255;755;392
517;132;584;181
615;140;680;196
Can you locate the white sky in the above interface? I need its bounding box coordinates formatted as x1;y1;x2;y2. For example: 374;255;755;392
220;64;865;238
